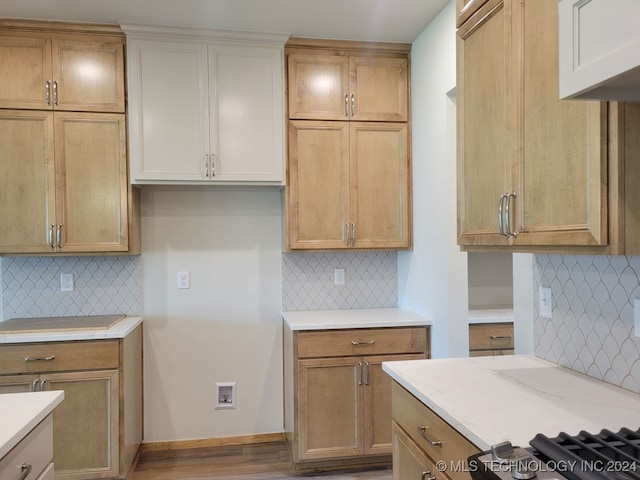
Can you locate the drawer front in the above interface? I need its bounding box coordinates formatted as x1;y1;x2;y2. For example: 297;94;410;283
0;341;119;375
297;327;428;358
0;415;53;480
392;382;479;480
393;421;453;480
468;323;513;351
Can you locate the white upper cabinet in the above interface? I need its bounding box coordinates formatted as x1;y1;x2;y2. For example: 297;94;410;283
123;25;287;184
559;0;640;100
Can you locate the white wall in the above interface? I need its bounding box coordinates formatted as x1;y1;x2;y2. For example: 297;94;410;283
398;1;469;358
141;186;283;442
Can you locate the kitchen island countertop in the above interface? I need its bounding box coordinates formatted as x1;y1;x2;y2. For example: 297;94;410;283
0;391;64;459
0;316;143;344
282;308;432;331
383;355;640;451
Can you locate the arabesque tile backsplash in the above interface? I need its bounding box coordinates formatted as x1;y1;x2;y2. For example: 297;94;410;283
534;254;640;393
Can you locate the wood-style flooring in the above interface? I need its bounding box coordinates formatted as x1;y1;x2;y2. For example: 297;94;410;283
132;441;392;480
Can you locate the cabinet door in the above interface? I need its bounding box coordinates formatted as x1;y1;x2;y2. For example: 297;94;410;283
288;53;349;120
52;37;125;113
365;354;425;456
513;0;607;247
0;35;52;110
212;45;284;182
42;370;119;480
457;0;512;247
349;56;408;122
393;422;446;480
54;112;129;253
0;110;56;254
350;122;411;249
127;40;210;182
288;121;350;249
0;374;39;393
297;356;364;460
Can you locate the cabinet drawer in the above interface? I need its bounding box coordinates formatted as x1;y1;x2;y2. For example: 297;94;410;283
392;382;479;480
468;323;513;351
0;414;53;480
297;327;427;358
0;341;119;375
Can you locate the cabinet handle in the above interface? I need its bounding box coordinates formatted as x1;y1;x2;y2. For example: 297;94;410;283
351;223;356;244
18;463;32;480
344;94;349;117
417;426;442;446
31;379;39;392
422;471;437;480
351;94;355;116
364;361;370;385
358;361;363;385
505;192;517;237
203;153;209;177
56;224;62;248
25;355;55;362
490;334;513;340
48;224;55;248
351;340;375;346
344;223;350;245
498;194;506;236
211;153;216;177
53;80;58;106
45;80;51;105
40;379;46;391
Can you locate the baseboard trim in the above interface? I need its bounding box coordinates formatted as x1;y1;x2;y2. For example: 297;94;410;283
141;432;287;452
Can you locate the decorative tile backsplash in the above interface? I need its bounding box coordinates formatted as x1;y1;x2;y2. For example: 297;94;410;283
282;251;397;311
534;254;640;393
1;256;143;320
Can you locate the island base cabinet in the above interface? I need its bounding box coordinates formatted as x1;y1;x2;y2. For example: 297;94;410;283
392;422;449;480
0;415;54;480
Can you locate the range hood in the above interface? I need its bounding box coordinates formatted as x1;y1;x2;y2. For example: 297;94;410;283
559;0;640;100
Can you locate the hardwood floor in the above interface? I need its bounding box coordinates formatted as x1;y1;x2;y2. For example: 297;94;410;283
132;441;393;480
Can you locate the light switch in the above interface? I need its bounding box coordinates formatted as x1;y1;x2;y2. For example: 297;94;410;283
178;271;190;289
539;286;552;319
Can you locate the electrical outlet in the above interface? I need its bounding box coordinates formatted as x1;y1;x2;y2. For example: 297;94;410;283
334;268;345;285
60;273;74;292
215;382;236;410
177;271;190;289
539;286;552;319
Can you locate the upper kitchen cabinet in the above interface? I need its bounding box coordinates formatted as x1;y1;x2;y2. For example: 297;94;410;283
287;39;409;122
457;0;640;254
285;38;412;251
456;0;490;27
0;22;125;113
559;0;640;100
123;25;287;185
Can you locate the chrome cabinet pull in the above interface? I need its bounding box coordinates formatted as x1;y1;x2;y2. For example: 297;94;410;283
418;426;443;446
18;463;32;480
31;379;39;392
351;94;355;116
351;340;375;346
211;153;216;177
25;355;55;362
48;224;55;248
344;93;349;117
56;224;62;248
53;80;58;105
490;334;513;340
498;194;506;236
505;191;517;237
358;361;363;385
345;223;350;245
364;361;370;385
40;379;46;391
351;223;356;244
203;153;209;177
422;471;437;480
45;80;51;105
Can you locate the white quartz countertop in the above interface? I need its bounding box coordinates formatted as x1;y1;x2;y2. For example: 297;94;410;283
0;391;64;459
468;308;513;324
0;316;143;344
282;308;432;331
382;355;640;451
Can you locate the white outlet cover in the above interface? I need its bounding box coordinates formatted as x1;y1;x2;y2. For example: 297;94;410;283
334;268;345;285
177;271;190;289
539;286;552;319
60;273;74;292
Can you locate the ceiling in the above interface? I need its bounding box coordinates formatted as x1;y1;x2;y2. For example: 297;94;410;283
1;0;450;43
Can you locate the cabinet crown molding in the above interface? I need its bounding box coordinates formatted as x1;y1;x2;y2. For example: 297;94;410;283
120;23;289;45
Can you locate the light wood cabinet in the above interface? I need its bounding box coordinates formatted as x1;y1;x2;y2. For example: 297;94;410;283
0;325;143;480
124;27;286;184
456;0;490;27
0;110;133;254
0;25;125;112
288;50;408;122
284;325;429;469
392;381;480;480
285;38;412;251
468;323;514;356
288;121;410;249
456;0;640;254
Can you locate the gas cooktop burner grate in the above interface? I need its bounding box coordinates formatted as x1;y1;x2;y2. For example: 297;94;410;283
530;428;640;480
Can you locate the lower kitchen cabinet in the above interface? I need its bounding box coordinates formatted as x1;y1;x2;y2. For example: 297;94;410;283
391;381;480;480
0;324;143;480
468;322;514;356
284;325;430;468
0;414;55;480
